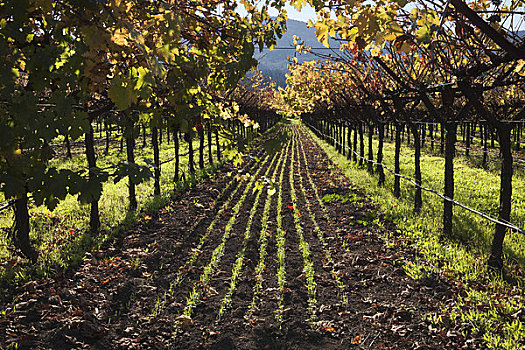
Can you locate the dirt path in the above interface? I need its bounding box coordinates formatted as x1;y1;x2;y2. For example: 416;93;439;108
0;124;469;349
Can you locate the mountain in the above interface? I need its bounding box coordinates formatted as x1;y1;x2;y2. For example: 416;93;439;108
256;23;525;88
254;19;337;88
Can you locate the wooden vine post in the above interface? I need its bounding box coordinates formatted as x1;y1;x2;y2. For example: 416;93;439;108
393;120;402;198
353;123;358;162
459;79;516;271
125;116;138;210
215;128;221;162
171;125;179;184
198;123;205;169
377;120;385;186
490;123;513;270
152;126;161;196
347;121;352;160
13;189;37;262
207;122;213;165
441;87;457;238
85;122;101;233
409;120;422;213
358;121;365;166
367;118;374;174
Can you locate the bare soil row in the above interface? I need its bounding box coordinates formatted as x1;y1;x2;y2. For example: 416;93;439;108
0;124;473;349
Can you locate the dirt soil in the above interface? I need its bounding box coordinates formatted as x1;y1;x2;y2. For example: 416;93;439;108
0;124;478;349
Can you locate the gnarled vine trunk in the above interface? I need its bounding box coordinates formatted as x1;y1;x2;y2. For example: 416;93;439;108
13;190;38;262
488;124;513;271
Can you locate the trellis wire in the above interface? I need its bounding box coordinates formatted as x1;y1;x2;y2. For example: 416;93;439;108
392;128;525;164
305;122;525;235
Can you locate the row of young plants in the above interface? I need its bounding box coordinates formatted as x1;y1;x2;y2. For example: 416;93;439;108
178;153;279;330
273;136;291;326
171;150;264;289
305;124;525;349
148;149;263;318
291;126;348;305
294;128;351;253
148;122;287;323
288;134;318;323
216;140;288;321
245;140;291;322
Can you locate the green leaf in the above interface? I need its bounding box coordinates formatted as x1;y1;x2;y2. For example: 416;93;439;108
108;75;138;111
113;161;152;185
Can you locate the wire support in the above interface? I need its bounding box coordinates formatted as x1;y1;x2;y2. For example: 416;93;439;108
304;122;525;235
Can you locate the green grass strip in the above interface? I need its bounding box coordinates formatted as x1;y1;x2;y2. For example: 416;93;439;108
149;155;264;318
172;156;260;287
294;126;350;251
274;130;291;327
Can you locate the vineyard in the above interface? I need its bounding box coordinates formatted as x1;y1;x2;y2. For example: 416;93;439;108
2;0;525;349
0;123;470;349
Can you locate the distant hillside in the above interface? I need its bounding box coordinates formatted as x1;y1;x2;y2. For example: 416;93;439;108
255;19;337;87
256;24;525;88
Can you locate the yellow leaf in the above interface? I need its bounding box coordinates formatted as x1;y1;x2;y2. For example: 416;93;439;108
515;59;525;76
292;0;307;11
112;28;129;46
315;21;331;48
370;46;382;57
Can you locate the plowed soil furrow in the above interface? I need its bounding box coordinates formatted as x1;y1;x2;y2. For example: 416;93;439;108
293;136;348;305
0;123;470;350
124;154;268;326
242;141;291;324
218;141;289;322
296;126;373;249
124;152;266;321
279;139;313;330
291;129;348;312
163;154;277;324
180;154;279;330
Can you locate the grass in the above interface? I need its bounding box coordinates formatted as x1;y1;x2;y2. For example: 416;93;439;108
293;127;348;305
170;154;259;293
217;145;284;321
332;124;525;268
274;137;291;326
150;154;261;319
0;126;265;305
305;123;525;349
